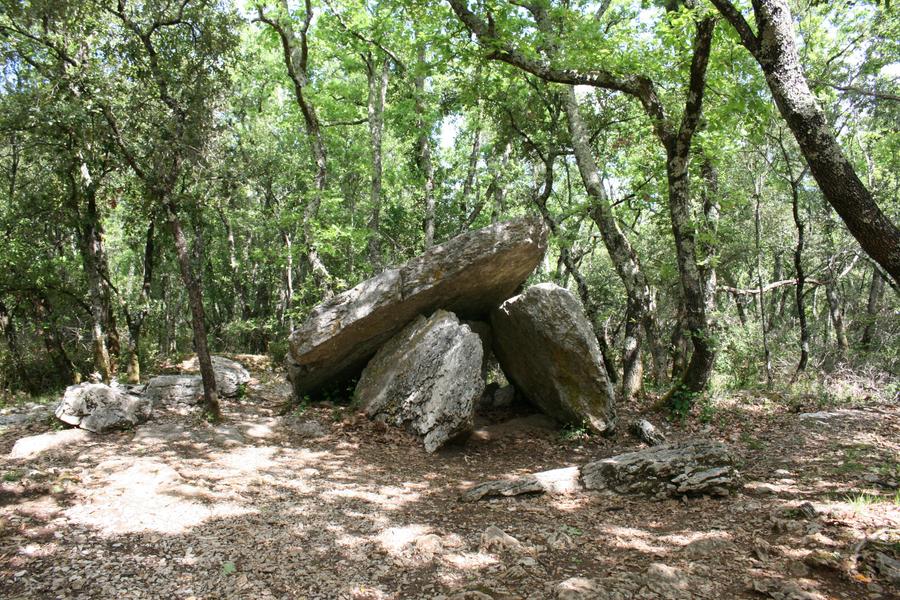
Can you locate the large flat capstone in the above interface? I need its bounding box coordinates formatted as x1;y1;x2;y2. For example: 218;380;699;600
288;217;547;398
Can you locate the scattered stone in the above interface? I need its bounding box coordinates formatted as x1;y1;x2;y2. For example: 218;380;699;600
491;283;616;433
447;592;493;600
630;419;666;445
681;534;734;559
480;526;522;553
641;563;688;597
282;417;327;439
804;550;841;571
55;383;152;433
874;552;900;584
751;578;827;600
461;466;582;502
796;502;818;519
581;441;738;498
9;428;93;459
287;217;547;397
546;529;574;550
413;534;443;559
555;577;598;600
356;311;483;452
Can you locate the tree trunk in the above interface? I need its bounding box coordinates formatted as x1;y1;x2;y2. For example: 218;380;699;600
415;43;436;249
564;87;665;394
0;299;28;390
860;266;885;351
164;201;220;420
825;281;849;362
124;221;155;384
754;181;773;388
711;0;900;284
459;124;481;230
366;54;389;269
790;176;809;378
33;296;77;384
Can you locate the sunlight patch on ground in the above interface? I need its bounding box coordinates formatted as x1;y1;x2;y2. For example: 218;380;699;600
63;457;256;535
375;524;431;555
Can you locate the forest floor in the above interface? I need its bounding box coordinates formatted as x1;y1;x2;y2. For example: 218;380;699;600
0;358;898;600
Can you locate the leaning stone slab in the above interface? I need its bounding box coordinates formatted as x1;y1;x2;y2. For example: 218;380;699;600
356;310;484;453
55;383;152;434
491;283;616;433
288;217;547;397
582;441;737;498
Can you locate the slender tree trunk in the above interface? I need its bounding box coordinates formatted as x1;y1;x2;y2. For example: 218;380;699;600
790;177;809;379
860;267;885;351
164;201;220;420
711;0;900;284
283;231;295;332
754;181;773;387
124;221;155;384
699;156;719;317
0;299;28;390
490;143;512;223
415;43;436;248
459;124;481;230
825;281;849;362
366;54;389;269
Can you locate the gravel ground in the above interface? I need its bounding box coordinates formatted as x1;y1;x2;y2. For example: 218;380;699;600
1;370;898;600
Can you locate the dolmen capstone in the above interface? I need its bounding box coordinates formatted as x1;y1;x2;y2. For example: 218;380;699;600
286;217;621;451
287;217;548;397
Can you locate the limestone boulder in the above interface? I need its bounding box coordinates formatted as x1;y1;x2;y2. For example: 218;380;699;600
145;356;250;405
355;310;484;452
581;441;738;498
54;383;152;434
491;283;616;433
288;217;547;398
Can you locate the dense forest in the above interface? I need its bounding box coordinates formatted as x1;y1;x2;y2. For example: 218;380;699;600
0;0;897;413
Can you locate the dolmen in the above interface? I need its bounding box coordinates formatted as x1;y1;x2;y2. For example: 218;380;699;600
286;217;618;452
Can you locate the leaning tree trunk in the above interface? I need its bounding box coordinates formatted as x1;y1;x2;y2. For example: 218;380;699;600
711;0;900;284
366;54;389;270
164;201;220;420
564;87;665;398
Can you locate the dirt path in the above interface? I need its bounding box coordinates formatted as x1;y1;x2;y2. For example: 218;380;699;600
1;371;898;600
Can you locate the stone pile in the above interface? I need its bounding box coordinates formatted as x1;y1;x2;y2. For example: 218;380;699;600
287;217;619;452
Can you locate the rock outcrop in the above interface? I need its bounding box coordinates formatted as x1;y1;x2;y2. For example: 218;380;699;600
55;383;152;434
491;283;616;433
355;310;484;452
581;441;737;498
461;441;738;501
145;356;250;405
288;217;547;398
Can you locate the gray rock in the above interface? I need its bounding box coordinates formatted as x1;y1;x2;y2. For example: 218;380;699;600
9;429;93;459
288;217;547;398
283;417;327;439
461;466;582;502
355;310;483;452
480;525;522;552
581;441;738;498
145;356;250;405
630;418;666;445
54;383;152;434
491;283;616;433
